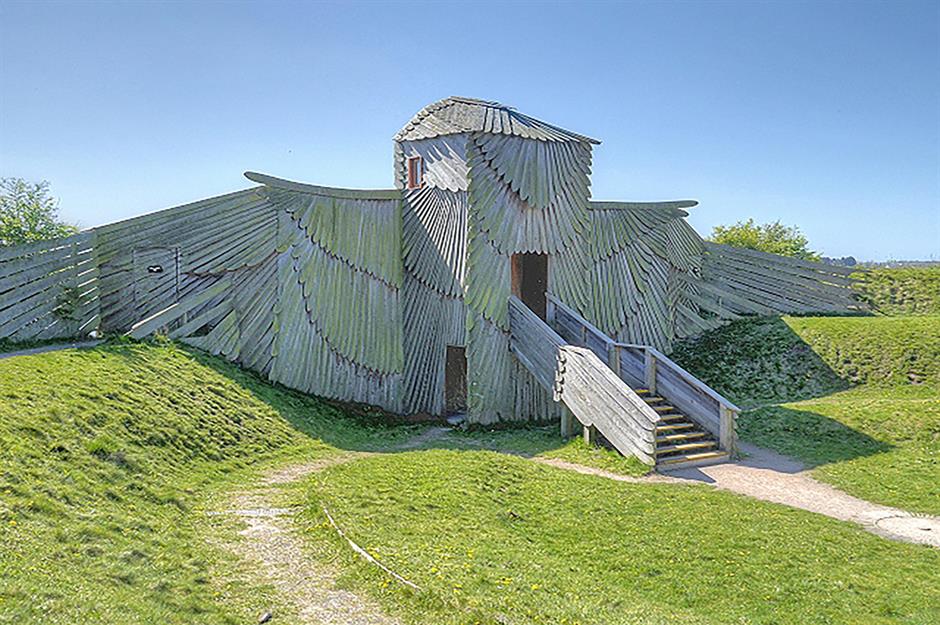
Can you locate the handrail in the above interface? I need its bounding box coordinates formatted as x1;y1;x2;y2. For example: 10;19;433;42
508;295;659;465
615;343;740;413
507;296;565;391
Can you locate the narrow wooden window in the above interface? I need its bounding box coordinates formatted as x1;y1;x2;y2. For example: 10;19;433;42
407;156;424;189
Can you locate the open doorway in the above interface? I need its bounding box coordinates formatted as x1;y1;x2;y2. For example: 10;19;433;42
511;253;549;320
444;345;467;415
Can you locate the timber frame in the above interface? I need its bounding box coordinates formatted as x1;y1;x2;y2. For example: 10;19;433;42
1;97;861;462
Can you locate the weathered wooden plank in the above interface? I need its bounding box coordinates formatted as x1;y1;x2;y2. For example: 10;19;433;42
126;277;232;339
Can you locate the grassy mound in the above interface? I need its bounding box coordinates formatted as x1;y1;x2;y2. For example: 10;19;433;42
671;315;940;406
0;340;408;624
302;450;940;625
672;316;940;513
854;266;940;316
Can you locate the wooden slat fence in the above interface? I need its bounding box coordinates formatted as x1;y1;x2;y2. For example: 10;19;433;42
701;243;862;315
547;292;738;453
508;296;659;464
0;232;99;341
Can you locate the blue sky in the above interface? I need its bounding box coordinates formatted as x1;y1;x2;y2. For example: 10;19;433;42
1;1;937;261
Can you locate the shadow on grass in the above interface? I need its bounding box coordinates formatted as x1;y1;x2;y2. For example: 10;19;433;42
670;316;852;407
668;316;906;469
3;331;891;471
135;337;892;470
738;404;893;469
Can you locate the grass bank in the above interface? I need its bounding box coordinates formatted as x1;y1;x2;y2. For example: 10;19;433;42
0;340;646;623
854;266;940;316
672;315;940;513
0;339;413;624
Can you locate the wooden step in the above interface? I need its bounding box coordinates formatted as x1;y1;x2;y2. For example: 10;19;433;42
642;396;665;403
657;450;730;470
655;431;706;444
635;388;650;395
652;405;676;413
655;423;694;432
658;413;687;422
656;440;717;454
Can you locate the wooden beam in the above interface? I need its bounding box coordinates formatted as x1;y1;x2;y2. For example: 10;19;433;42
126;277;231;339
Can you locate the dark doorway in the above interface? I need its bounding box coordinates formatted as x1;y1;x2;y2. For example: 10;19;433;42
444;345;467;415
511;253;549;320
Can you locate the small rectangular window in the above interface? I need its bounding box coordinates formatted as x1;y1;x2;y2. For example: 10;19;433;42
407;156;424;189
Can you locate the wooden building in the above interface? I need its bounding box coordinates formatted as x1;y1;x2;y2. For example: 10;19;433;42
1;97;860;467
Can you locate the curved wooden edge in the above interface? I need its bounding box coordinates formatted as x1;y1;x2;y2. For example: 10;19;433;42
244;171;401;200
588;200;698;211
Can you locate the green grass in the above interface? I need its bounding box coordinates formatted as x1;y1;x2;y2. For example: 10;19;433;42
854;267;940;316
673;315;940;513
426;425;651;476
297;450;940;625
740;385;940;515
671;315;940;406
3;337;938;624
0;339;416;624
0;339;646;623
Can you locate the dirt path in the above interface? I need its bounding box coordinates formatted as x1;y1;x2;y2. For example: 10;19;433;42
211;428;454;625
216;453;402;625
536;443;940;548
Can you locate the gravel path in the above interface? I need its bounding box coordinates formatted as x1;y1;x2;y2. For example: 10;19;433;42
217;453;402;625
536;443;940;548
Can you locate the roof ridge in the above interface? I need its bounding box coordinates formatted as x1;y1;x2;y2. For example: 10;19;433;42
396;97;600;144
445;96;508;109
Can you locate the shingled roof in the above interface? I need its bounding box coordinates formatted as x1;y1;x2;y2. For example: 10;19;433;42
395;96;600;144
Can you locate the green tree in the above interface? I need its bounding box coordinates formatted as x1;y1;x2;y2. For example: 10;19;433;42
0;177;78;246
709;219;820;261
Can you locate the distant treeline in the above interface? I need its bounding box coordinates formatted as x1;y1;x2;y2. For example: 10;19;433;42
822;256;940;269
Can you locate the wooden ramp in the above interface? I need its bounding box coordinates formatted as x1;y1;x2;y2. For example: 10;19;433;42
509;294;738;470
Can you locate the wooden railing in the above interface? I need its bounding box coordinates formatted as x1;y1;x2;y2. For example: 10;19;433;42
546;293;738;453
0;231;100;341
610;343;739;452
508;296;659;465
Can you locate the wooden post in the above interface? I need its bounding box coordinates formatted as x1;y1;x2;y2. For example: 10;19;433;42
607;343;621;381
546;296;556;328
644;349;657;394
583;424;597;446
719;406;736;453
560;405;575;439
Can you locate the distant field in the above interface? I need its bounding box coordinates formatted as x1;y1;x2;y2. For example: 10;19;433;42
673;315;940;513
854;266;940;315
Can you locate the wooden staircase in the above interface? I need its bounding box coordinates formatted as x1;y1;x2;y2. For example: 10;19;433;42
508;294;738;471
636;389;730;469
